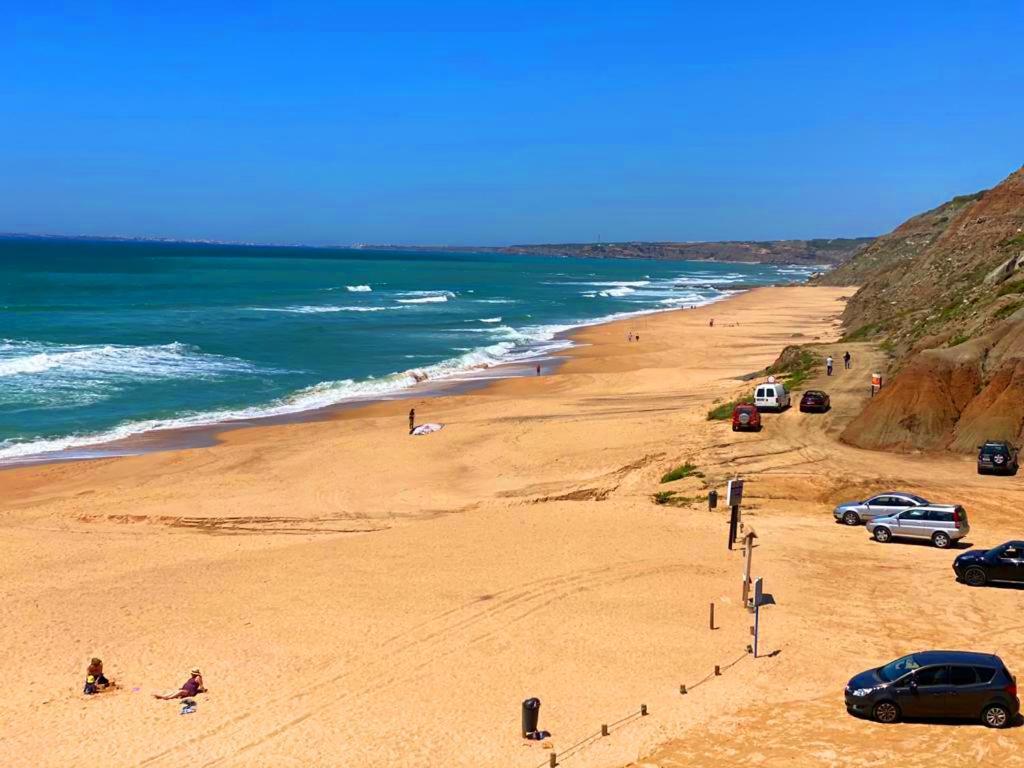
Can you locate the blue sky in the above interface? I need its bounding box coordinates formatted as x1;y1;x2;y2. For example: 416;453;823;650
2;1;1021;245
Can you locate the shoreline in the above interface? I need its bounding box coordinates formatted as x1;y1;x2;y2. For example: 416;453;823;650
1;293;738;469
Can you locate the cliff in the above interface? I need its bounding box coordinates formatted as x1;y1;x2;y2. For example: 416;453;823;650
818;166;1024;452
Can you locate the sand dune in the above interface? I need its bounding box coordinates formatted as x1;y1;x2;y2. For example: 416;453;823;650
3;287;1022;767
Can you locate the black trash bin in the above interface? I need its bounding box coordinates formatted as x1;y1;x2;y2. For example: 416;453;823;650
708;489;718;510
521;697;541;737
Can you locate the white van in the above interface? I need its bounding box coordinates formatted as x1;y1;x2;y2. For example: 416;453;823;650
754;378;791;411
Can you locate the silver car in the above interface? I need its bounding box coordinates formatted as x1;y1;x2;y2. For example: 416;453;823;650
833;492;930;526
866;505;970;548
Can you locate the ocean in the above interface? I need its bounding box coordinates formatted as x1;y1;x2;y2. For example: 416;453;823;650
0;238;817;463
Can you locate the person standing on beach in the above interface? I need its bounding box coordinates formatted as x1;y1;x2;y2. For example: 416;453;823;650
844;350;852;369
709;319;714;327
826;355;834;376
536;364;541;376
408;408;415;434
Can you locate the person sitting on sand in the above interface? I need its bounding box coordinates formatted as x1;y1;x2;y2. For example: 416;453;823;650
154;668;205;700
87;657;111;689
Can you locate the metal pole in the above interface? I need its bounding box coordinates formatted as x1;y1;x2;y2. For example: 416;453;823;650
709;602;715;630
742;533;753;607
753;602;760;658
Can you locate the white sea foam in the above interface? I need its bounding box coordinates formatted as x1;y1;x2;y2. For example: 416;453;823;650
597;286;635;297
479;317;502;323
0;340;257;380
396;295;449;304
346;284;372;292
247;305;397;313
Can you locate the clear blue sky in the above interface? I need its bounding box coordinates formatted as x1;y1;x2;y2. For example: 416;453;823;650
2;1;1021;245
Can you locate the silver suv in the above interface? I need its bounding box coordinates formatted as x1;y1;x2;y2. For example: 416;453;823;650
833;492;930;526
866;505;969;549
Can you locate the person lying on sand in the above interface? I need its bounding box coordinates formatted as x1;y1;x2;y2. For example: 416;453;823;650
154;668;206;700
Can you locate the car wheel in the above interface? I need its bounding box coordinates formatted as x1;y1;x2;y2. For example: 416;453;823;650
842;511;860;526
873;700;901;724
983;704;1011;729
873;526;892;543
732;425;738;432
932;531;951;549
964;566;987;587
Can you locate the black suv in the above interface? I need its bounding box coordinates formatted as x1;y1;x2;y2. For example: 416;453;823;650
845;651;1019;728
977;441;1019;475
954;541;1024;586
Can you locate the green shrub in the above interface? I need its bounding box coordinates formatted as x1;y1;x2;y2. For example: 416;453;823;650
707;399;742;421
660;462;704;484
994;300;1024;321
842;322;884;341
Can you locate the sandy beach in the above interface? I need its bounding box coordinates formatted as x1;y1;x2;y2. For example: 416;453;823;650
4;286;1023;768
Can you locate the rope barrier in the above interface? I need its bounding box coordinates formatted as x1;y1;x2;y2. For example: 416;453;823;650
532;647;750;768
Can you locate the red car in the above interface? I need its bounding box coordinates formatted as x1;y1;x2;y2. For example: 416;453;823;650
732;403;762;432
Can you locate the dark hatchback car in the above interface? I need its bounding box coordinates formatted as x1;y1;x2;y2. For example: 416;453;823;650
978;441;1020;475
954;541;1024;586
845;651;1019;728
799;390;830;413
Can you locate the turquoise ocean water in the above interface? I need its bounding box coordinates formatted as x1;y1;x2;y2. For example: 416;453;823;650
0;238;817;463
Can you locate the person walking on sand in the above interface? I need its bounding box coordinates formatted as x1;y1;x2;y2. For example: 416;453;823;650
844;350;852;369
536;364;541;376
709;319;714;327
154;668;205;700
826;355;834;376
408;407;415;434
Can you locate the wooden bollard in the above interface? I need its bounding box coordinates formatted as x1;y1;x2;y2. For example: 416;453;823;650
601;724;609;736
550;753;557;767
680;684;687;695
709;602;715;630
641;704;648;716
714;665;721;676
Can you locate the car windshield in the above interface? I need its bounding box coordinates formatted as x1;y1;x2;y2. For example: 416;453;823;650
878;654;922;682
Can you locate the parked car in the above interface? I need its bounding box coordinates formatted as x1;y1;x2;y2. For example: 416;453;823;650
753;379;790;411
953;541;1024;586
866;504;969;548
731;403;762;432
977;441;1020;475
845;651;1018;728
799;389;831;413
832;492;930;526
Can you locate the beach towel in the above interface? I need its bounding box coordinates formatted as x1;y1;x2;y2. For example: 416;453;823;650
411;423;444;436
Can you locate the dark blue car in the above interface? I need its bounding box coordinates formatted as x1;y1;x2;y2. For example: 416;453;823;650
954;541;1024;586
845;651;1018;728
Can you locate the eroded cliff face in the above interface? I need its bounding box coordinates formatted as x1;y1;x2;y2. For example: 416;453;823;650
823;166;1024;453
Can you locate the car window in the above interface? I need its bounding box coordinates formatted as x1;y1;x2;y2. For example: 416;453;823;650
878;654;921;682
975;667;997;683
756;388;765;397
890;497;914;507
915;666;949;686
869;496;892;506
926;510;953;522
1001;546;1024;560
910;495;930;504
899;509;928;520
951;666;978;686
